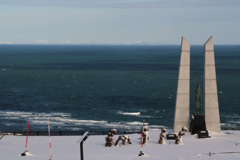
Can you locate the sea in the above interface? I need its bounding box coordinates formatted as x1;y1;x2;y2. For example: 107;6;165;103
0;45;239;134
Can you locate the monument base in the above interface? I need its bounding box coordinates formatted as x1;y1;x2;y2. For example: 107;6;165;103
166;134;177;140
190;114;206;135
197;130;211;138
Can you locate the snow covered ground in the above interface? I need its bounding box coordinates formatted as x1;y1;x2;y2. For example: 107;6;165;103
1;130;240;160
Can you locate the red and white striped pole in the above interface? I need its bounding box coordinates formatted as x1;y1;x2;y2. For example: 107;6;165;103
48;120;52;160
25;121;30;152
21;121;30;156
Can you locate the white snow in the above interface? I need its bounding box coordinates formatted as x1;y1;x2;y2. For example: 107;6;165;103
1;130;240;160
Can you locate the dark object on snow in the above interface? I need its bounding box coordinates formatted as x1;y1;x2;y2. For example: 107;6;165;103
105;136;114;147
159;128;166;144
115;135;132;146
138;151;144;156
175;131;184;144
166;134;177;140
105;129;117;147
197;130;211;138
190;114;206;135
190;85;207;135
77;131;89;160
141;126;149;144
21;151;28;156
0;135;4;140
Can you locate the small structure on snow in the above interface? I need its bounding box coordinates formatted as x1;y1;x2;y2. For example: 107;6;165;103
141;126;149;144
115;135;132;146
175;131;184;144
159;128;166;144
105;129;117;147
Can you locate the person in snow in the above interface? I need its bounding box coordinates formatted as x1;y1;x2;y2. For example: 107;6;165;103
175;131;184;144
159;128;166;144
105;129;117;147
141;126;149;144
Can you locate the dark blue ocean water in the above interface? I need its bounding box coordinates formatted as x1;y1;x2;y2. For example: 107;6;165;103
0;45;239;133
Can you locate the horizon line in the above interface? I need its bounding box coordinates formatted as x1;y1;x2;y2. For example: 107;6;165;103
0;43;239;46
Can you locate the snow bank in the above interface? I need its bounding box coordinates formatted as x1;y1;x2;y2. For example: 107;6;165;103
0;130;240;160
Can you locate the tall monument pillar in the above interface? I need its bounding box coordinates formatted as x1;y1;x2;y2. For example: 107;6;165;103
204;37;221;132
174;37;190;133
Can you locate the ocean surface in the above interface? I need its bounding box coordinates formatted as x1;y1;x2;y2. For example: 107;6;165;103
0;45;239;133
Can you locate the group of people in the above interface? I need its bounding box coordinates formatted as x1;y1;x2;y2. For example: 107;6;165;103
105;129;132;147
105;126;188;147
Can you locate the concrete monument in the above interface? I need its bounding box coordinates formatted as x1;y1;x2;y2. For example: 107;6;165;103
174;36;220;133
204;37;221;132
173;37;190;133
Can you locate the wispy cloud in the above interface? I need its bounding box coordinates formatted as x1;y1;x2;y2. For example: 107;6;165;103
1;0;240;9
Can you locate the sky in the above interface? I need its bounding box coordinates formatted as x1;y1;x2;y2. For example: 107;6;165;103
0;0;240;45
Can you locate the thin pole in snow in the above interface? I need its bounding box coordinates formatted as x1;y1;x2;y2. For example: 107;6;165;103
25;121;30;152
138;120;145;156
21;121;30;156
48;120;52;160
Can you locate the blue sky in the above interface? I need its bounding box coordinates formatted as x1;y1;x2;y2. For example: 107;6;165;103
0;0;240;45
